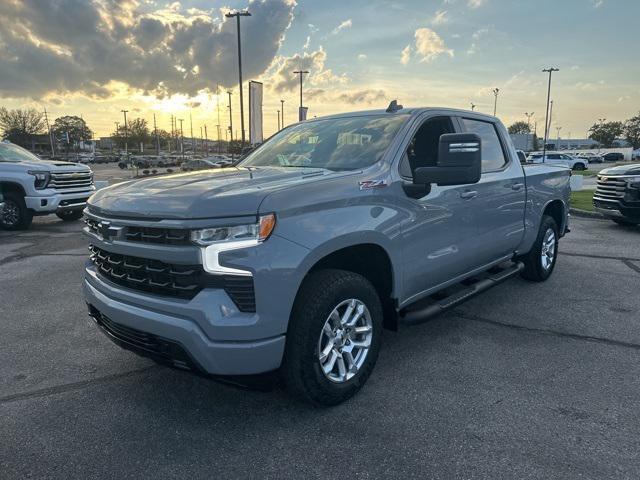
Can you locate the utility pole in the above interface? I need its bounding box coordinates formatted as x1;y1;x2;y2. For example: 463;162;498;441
200;126;203;154
492;88;500;116
121;109;129;164
153;113;160;156
43;107;55;157
204;125;208;154
470;102;476;111
293;70;309;120
216;83;221;153
178;118;184;160
227;91;233;143
541;67;559;162
277;110;281;131
226;10;251;147
280;99;285;128
190;111;194;153
547;100;554;142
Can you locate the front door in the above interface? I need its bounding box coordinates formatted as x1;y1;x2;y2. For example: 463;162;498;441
393;115;483;305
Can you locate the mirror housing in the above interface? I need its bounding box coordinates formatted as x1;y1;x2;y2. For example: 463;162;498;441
413;133;482;186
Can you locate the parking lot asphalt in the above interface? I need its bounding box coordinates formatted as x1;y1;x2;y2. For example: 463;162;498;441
1;216;639;479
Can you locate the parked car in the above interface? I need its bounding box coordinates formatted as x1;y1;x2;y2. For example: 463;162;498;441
593;163;640;226
516;150;527;164
0;140;95;230
528;152;588;170
82;106;570;405
602;152;625;162
577;153;603;163
180;158;222;171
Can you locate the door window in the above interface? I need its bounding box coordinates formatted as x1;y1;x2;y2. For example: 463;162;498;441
399;116;455;178
461;118;507;172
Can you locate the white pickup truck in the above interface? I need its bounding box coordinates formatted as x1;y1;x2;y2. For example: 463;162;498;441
0;140;95;230
527;152;588;171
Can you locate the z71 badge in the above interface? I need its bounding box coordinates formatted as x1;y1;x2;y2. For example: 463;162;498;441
359;179;387;190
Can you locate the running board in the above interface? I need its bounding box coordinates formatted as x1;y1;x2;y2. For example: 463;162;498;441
400;261;524;325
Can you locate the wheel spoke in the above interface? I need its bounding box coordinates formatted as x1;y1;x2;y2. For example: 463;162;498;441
319;342;333;363
340;299;356;325
322;350;338;374
336;356;347;380
350;338;371;349
343;351;355;372
345;304;364;327
353;325;371;335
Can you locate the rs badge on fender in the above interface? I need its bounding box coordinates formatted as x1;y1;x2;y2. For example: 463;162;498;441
359;180;387;190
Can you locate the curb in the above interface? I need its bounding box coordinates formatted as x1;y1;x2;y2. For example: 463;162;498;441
570;207;604;219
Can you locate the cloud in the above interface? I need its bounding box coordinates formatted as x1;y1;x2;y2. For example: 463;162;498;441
575;80;605;91
591;0;604;7
0;0;297;100
331;19;352;35
467;27;491;55
414;28;453;62
468;0;486;8
430;10;449;26
400;44;411;65
302;88;387;105
357;54;368;60
265;47;348;93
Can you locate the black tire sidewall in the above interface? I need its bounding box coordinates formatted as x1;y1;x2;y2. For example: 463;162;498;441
284;270;383;405
0;193;32;230
533;216;559;280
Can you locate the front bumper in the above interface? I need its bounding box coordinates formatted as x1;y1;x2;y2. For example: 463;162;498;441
25;188;95;213
83;264;286;375
593;198;640;221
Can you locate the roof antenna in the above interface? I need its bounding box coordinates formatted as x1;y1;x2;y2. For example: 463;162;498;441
386;100;403;113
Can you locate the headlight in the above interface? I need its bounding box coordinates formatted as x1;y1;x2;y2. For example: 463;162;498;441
28;170;50;190
194;214;276;276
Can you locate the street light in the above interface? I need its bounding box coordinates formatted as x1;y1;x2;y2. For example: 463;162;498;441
524;112;534;131
225;10;251;147
470;102;476;111
277;109;281;131
280;99;285;128
227;91;233;144
542;67;559;162
121;109;129;163
492;88;499;116
293;70;309;120
178;118;184;160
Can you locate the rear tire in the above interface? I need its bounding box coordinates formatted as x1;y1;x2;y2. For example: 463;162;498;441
282;269;383;406
0;192;33;230
573;163;587;171
56;210;84;222
519;215;559;282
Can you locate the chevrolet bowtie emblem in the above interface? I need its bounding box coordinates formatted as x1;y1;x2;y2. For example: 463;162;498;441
97;221;122;240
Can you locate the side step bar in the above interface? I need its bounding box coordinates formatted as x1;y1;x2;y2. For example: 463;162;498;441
400;261;524;325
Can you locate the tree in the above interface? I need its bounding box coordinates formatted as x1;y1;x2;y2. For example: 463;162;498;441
588;120;624;148
0;107;46;148
624;112;640;149
52;116;92;146
111;118;150;152
508;121;531;134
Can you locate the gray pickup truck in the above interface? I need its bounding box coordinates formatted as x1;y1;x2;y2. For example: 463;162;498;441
0;140;95;230
83;105;570;405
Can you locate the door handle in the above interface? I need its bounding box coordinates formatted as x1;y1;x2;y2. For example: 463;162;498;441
459;190;478;199
511;183;525;191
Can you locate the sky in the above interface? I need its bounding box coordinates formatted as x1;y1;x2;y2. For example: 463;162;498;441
0;0;638;140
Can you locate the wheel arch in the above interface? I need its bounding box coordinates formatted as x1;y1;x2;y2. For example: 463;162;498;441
542;198;566;234
0;181;27;198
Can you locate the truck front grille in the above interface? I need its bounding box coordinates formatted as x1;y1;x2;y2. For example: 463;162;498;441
595;176;627;200
125;226;191;245
49;171;93;190
88;245;256;311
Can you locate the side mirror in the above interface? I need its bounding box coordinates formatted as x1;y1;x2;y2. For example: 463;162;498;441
413;133;482;186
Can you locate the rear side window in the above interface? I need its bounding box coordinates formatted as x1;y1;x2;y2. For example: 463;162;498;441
461;118;507;172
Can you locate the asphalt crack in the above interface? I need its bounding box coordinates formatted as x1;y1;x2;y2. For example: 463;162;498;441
0;366;158;405
453;311;640;352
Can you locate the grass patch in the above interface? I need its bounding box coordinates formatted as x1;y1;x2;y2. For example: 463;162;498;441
572;170;598;177
571;190;594;211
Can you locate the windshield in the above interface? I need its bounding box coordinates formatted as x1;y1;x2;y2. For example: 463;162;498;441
239;114;409;171
0;142;42;163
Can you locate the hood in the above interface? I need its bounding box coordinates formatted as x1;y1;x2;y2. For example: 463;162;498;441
0;158;90;172
88;166;350;219
599;164;640;176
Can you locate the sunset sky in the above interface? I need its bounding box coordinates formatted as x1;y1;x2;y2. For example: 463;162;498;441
0;0;638;140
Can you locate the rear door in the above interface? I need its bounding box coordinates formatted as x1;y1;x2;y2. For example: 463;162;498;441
459;117;527;265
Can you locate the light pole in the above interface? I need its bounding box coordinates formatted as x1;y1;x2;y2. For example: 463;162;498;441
153;113;160;156
114;121;119;154
190;111;194;153
121;110;129;163
524;112;534;131
227;91;233;143
280;99;285;127
293;70;309;120
492;88;499;116
277;110;281;131
556;126;562;149
178;118;184;160
225;10;251;147
541;67;559;162
204;125;208;154
470;102;476;111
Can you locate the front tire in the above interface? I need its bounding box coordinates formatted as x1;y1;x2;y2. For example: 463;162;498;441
520;215;559;282
56;210;84;222
0;192;33;230
573;163;587;171
282;269;383;406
